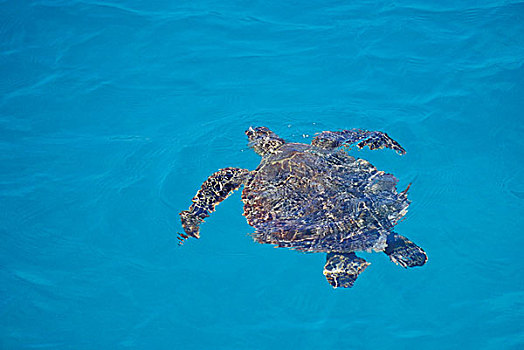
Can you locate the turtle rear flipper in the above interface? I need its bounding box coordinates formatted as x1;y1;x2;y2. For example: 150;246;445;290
311;129;406;155
323;252;370;288
179;167;249;242
385;234;427;268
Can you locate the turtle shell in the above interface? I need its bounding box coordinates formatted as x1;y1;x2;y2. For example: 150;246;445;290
241;142;409;253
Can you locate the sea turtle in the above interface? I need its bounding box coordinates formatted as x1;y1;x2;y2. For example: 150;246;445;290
179;127;427;288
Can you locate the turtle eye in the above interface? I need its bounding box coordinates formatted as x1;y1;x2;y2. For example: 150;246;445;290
254;126;270;135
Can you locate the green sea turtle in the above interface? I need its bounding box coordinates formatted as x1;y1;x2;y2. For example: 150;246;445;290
179;127;427;288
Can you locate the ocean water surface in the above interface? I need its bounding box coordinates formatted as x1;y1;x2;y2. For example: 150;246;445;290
1;0;523;349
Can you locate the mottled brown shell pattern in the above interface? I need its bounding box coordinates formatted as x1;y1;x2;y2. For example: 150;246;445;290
241;142;410;253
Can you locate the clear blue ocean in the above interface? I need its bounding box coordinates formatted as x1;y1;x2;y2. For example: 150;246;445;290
1;0;523;349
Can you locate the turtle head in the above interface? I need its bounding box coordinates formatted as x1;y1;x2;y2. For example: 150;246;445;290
245;126;285;156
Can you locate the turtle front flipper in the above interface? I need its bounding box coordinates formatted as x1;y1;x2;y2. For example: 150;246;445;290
311;129;406;155
384;234;427;267
179;167;250;243
323;252;370;288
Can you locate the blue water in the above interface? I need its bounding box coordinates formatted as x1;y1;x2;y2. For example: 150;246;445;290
1;0;524;349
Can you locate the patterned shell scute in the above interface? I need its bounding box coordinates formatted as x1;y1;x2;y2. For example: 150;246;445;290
241;143;410;253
